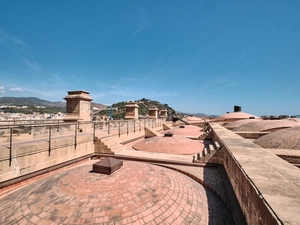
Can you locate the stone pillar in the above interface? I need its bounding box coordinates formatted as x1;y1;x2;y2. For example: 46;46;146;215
125;102;139;120
159;108;167;118
148;106;158;119
63;90;92;122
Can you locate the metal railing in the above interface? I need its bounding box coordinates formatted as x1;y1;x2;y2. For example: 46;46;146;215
0;118;167;166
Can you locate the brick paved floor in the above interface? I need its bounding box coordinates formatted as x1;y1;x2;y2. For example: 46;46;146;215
0;160;233;224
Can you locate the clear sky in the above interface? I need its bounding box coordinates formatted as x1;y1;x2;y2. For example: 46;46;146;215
0;0;299;116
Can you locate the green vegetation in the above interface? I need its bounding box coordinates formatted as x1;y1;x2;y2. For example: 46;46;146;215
0;97;65;107
137;102;148;115
138;98;175;115
96;105;126;120
95;98;176;120
1;96;176;120
112;101;126;110
1;106;66;114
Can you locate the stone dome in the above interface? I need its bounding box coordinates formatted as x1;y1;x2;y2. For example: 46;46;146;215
224;118;262;129
233;119;300;132
161;125;203;136
174;116;204;125
133;136;204;155
254;126;300;150
0;161;212;224
214;112;259;122
185;116;204;123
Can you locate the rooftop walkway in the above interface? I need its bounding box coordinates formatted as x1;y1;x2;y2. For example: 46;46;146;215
210;122;300;225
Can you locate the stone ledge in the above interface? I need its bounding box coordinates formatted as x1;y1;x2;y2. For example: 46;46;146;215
210;122;300;225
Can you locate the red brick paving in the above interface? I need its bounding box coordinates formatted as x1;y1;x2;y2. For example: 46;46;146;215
0;160;210;224
0;160;234;224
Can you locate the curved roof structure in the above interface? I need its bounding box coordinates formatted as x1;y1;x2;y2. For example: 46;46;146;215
214;112;259;122
233;119;300;132
254;126;300;150
174;116;205;125
224;118;263;129
185;116;205;123
133;135;204;155
161;125;203;136
0;160;233;224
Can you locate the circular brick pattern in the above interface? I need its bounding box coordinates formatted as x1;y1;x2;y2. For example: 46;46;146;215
133;136;204;155
0;161;208;224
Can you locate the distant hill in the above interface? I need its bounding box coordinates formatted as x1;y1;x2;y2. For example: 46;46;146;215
176;111;218;118
0;96;212;118
0;97;65;107
112;98;176;116
195;113;218;118
94;98;177;120
0;97;107;109
91;102;107;109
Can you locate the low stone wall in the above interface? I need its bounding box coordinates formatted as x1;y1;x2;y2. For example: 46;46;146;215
0;119;171;183
0;134;94;182
94;130;146;154
94;122;169;154
0;122;93;143
209;123;300;225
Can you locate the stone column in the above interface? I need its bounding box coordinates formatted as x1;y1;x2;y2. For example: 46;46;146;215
148;106;158;119
159;108;167;118
125;102;139;120
63;90;92;122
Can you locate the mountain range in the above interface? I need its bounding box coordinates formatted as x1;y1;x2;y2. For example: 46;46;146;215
0;97;106;109
0;97;212;116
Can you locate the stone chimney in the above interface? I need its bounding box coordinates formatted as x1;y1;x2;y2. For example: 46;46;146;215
125;101;139;120
234;105;241;112
63;90;92;122
159;108;167;118
148;106;158;119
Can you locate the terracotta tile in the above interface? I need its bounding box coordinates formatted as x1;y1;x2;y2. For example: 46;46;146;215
0;160;232;225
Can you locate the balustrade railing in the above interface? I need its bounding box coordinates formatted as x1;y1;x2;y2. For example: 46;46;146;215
0;118;167;166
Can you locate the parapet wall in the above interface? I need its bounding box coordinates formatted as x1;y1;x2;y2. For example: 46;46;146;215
209;123;300;225
0;122;93;143
0;134;94;182
0;119;170;184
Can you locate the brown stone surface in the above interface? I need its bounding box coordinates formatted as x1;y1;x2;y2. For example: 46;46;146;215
210;122;300;225
185;117;205;123
224;118;262;129
233;119;300;132
125;102;139;120
174;116;205;125
93;157;123;174
254;126;300;150
132;136;204;155
0;160;234;225
160;125;203;137
64;90;92;122
214;111;259;122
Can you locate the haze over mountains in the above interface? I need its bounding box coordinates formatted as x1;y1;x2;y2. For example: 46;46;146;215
0;97;65;107
0;97;106;109
0;96;212;116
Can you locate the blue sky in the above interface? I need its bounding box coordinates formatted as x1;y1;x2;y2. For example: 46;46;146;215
0;0;299;116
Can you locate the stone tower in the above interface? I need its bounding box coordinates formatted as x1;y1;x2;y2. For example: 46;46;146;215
159;108;167;118
148;106;158;119
63;90;92;122
125;102;139;120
